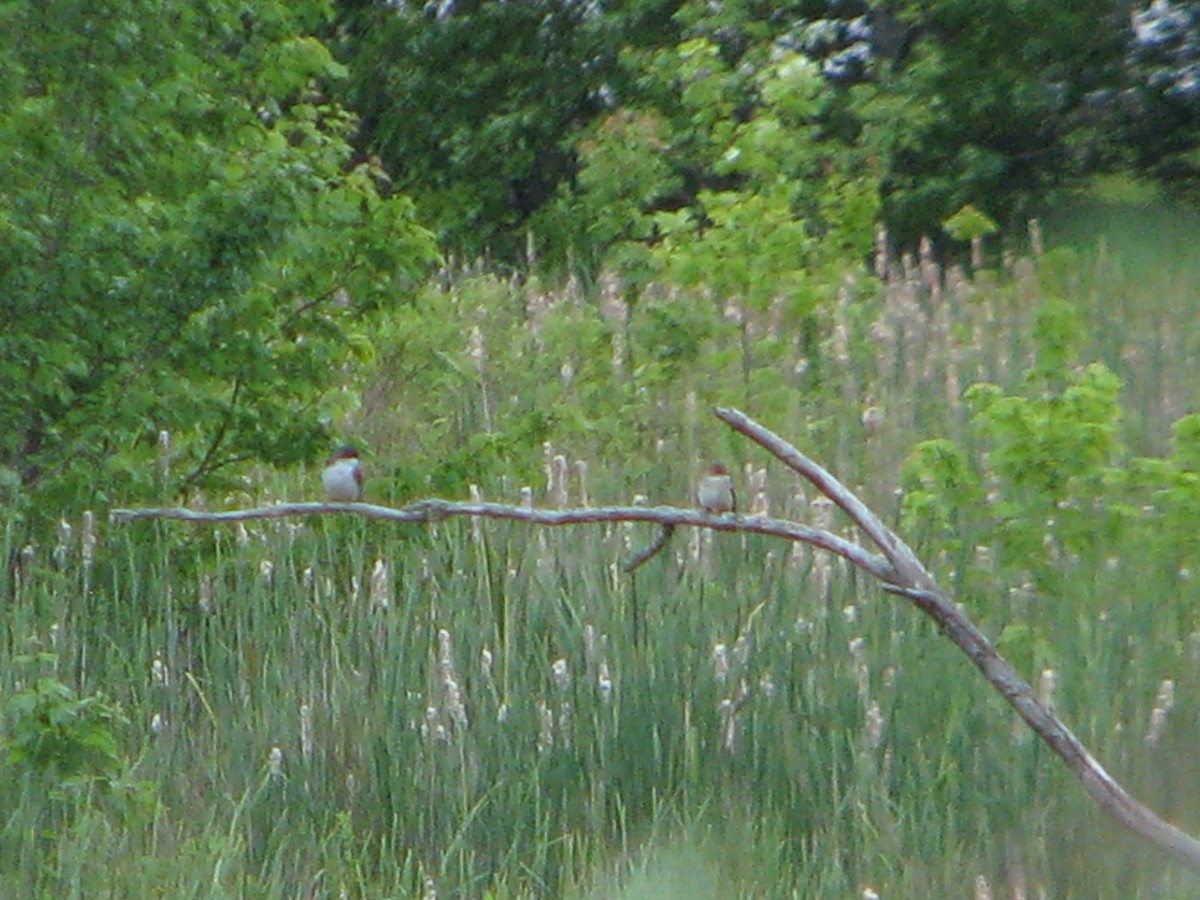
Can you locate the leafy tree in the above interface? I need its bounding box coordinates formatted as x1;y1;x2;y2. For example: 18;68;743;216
539;24;878;412
332;0;1200;267
852;1;1138;244
1123;0;1200;188
787;0;1200;241
1119;413;1200;575
901;297;1128;596
333;0;681;262
0;0;438;518
645;40;878;290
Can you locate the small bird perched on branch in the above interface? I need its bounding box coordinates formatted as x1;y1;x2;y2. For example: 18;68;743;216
697;462;736;515
321;447;364;502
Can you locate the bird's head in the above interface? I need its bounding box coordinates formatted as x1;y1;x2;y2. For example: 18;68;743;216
708;462;729;476
326;446;361;465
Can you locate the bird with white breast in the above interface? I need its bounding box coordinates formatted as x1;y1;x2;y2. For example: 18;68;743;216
321;446;364;502
697;462;736;515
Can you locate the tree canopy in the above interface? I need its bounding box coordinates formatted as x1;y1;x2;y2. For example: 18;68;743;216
1;0;437;516
334;0;1200;261
4;0;1199;516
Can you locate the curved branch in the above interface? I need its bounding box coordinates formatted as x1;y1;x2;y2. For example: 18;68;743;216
883;583;1200;872
178;375;242;495
715;405;935;590
716;406;1200;875
624;523;675;573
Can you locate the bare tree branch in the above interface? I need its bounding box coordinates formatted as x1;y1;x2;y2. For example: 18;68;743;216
715;405;1200;875
882;583;1200;872
110;406;1200;875
715;406;935;590
624;523;675;573
110;500;896;582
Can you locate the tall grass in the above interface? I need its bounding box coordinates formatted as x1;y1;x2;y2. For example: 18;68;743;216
4;212;1200;897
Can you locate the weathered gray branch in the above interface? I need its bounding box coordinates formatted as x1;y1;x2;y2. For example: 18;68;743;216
624;524;675;573
110;500;895;583
883;583;1200;870
111;407;1200;876
715;406;936;590
714;406;1200;876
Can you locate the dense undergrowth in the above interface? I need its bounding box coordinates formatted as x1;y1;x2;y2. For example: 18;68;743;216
4;215;1200;897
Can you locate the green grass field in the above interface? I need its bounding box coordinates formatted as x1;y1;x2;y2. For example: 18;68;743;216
5;211;1200;897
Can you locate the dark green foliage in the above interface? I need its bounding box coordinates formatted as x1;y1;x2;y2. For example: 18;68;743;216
849;0;1130;245
334;1;1200;265
334;1;883;269
335;0;671;261
1123;1;1200;186
4;654;126;783
0;0;438;518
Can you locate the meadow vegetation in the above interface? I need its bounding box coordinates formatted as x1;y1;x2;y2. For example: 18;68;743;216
5;210;1200;898
6;3;1200;895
